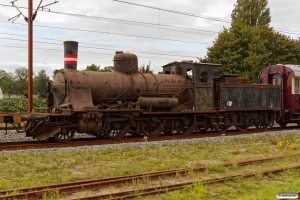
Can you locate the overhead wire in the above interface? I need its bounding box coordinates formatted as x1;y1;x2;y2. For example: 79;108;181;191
0;44;179;60
111;0;231;23
0;4;218;36
0;32;204;58
111;0;300;36
0;20;212;45
0;3;299;39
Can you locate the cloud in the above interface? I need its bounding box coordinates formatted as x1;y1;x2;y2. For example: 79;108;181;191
0;0;299;77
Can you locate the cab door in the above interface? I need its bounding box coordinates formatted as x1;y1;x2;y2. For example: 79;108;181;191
192;63;222;112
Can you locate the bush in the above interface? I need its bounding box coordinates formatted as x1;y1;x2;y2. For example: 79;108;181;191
0;98;47;114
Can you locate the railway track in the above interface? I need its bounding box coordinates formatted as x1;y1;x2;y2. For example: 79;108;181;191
0;126;298;151
0;153;300;199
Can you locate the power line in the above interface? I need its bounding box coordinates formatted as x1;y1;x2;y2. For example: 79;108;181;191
0;20;211;45
0;4;218;36
0;32;204;58
111;0;231;23
110;1;300;36
0;31;187;55
0;44;184;61
2;3;299;38
0;37;204;59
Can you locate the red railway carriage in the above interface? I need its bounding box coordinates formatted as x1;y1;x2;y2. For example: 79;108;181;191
259;64;300;126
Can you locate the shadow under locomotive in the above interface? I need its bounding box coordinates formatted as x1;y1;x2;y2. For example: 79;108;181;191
24;41;283;142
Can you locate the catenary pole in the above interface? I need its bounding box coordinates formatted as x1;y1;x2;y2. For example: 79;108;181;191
28;0;33;114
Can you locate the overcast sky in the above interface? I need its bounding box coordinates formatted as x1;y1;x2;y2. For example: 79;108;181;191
0;0;299;78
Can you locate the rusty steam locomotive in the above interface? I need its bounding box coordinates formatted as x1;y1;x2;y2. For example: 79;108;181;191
24;41;284;142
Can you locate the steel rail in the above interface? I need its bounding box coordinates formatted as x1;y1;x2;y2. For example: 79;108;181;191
77;165;300;200
0;153;300;199
0;126;299;151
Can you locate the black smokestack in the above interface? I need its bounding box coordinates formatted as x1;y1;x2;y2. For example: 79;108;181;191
64;41;78;70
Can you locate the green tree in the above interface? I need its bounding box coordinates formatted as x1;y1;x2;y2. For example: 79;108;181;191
0;72;15;98
201;0;300;83
85;64;114;72
33;70;52;98
14;67;29;95
100;66;114;72
231;0;271;27
85;64;101;71
139;62;153;73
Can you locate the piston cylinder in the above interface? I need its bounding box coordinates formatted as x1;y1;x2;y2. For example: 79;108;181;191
138;97;178;108
64;41;78;70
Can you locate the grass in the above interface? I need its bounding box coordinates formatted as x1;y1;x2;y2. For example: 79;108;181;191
0;132;300;199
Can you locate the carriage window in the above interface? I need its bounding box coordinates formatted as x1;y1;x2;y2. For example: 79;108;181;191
294;78;300;94
201;70;208;82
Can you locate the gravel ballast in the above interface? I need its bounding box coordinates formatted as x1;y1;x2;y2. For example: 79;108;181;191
1;126;299;155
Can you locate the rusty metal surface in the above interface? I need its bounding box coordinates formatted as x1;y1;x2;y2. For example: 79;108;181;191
138;97;178;108
113;51;138;74
52;69;189;111
32;122;61;141
193;63;222;111
215;74;239;84
215;84;282;111
0;113;22;124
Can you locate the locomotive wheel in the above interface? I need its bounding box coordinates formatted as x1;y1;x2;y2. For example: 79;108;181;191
141;118;165;137
235;125;249;132
278;122;287;128
105;121;129;139
176;117;196;135
53;120;74;143
215;125;229;133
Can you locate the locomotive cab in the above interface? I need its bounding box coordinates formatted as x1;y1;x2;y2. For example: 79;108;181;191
162;61;223;112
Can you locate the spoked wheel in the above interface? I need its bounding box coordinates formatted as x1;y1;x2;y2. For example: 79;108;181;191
141;118;165;137
278;121;287;128
53;120;74;143
176;116;196;135
255;117;268;132
235;125;249;132
215;125;229;133
105;121;129;139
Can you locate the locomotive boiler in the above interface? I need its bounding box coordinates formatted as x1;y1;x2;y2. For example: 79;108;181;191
24;41;282;142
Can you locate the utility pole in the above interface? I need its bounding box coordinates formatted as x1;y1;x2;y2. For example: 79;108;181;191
28;0;33;114
9;0;58;114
